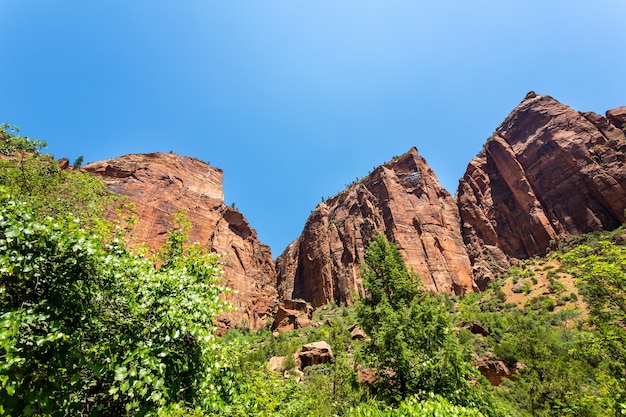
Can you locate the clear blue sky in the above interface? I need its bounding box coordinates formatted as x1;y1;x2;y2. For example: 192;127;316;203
1;1;625;256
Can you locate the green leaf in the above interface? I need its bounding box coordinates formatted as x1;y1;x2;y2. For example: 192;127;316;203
114;366;128;382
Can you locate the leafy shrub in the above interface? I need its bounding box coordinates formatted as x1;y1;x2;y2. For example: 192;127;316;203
0;190;230;415
347;394;487;416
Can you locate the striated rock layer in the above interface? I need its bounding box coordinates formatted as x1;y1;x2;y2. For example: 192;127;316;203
84;153;277;329
458;93;626;287
276;148;475;308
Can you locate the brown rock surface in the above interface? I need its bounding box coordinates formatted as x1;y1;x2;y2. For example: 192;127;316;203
458;94;626;287
606;106;626;130
271;299;314;332
276;147;475;307
298;341;334;369
472;359;519;386
267;356;286;373
84;152;278;329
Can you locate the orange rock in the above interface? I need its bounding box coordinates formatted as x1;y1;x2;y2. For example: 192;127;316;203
472;359;519;386
276;147;475;307
298;341;334;369
458;94;626;286
84;152;278;330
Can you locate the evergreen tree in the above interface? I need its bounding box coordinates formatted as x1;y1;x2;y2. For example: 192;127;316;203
356;235;476;404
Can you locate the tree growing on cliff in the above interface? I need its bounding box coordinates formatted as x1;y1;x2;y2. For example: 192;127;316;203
356;234;476;405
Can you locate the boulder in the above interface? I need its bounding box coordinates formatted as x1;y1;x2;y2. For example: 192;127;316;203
606;106;626;129
267;356;285;372
271;299;314;332
348;324;367;339
298;341;334;369
459;322;490;337
473;359;522;386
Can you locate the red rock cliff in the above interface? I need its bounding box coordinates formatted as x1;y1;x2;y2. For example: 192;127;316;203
84;153;278;329
276;147;475;308
457;93;626;287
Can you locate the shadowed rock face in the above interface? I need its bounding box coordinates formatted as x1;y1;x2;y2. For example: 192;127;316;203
84;153;278;330
276;147;475;308
458;94;626;287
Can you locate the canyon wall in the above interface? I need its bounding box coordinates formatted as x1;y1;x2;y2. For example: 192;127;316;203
82;93;626;322
84;153;278;330
276;147;475;307
457;93;626;287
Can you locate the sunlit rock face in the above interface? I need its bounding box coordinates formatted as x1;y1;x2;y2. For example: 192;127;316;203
276;147;475;308
84;152;278;330
457;93;626;288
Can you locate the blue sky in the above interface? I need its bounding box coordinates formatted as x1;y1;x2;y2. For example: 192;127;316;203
1;1;625;256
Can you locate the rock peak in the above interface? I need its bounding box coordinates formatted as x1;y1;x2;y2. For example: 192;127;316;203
458;93;626;287
276;147;474;308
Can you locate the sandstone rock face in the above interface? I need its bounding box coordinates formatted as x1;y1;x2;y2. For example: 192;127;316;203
472;359;520;386
458;94;626;287
298;341;334;369
606;106;626;129
84;153;277;329
271;299;314;332
276;148;475;308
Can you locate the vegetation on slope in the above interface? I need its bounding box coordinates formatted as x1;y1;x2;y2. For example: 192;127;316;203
0;125;625;416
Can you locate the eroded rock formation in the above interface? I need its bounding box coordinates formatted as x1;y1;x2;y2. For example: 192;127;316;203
276;148;475;308
81;93;625;321
458;94;626;287
298;341;334;369
84;153;278;329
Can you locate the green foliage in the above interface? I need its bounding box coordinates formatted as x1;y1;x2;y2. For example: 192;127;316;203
0;190;230;416
561;240;626;328
347;393;487;416
355;235;478;405
0;124;47;155
453;232;626;416
73;155;84;169
0;126;124;236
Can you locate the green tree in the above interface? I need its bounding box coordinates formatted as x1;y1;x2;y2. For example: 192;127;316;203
0;124;46;155
355;235;476;404
0;124;122;236
0;189;230;416
73;155;84;169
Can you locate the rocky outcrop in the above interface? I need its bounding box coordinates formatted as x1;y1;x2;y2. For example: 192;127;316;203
473;359;522;386
271;299;314;332
298;341;334;369
458;93;626;287
606;106;626;129
84;153;278;329
348;324;366;340
276;148;475;308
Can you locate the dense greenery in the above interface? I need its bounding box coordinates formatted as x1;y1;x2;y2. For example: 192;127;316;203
0;190;231;416
1;126;625;415
355;235;478;405
0;127;232;415
0;124;126;237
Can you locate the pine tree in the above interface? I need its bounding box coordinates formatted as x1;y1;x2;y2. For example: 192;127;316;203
356;234;475;404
